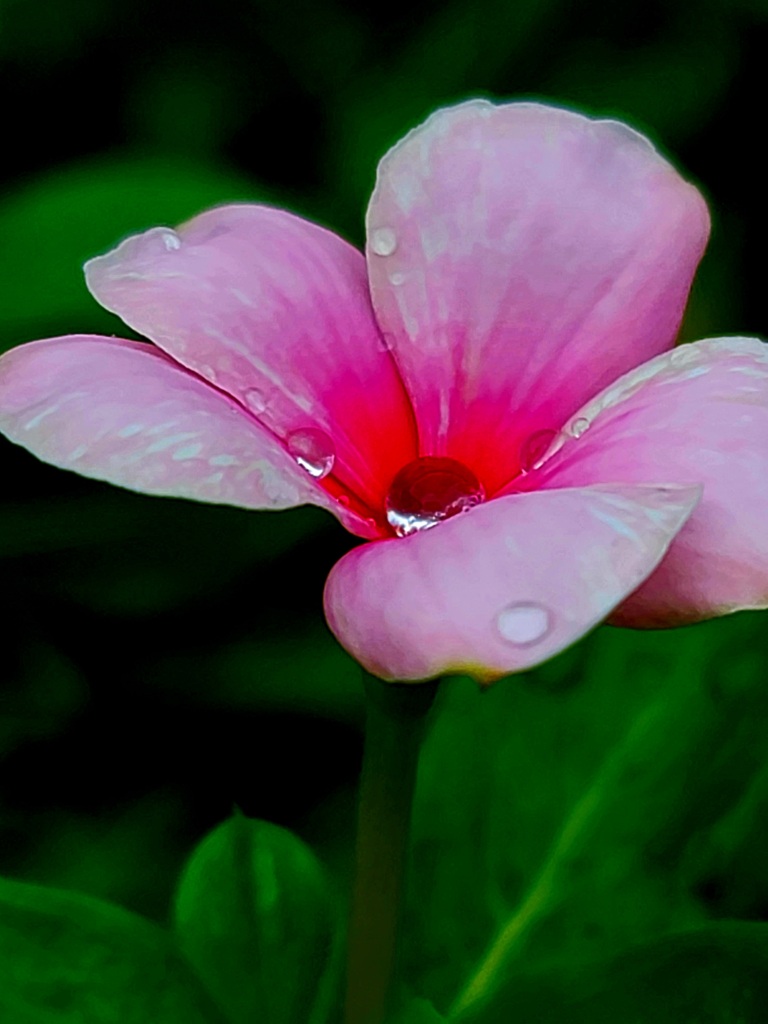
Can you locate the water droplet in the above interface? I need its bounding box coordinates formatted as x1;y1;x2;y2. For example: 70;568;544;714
371;227;397;257
496;602;552;646
287;428;335;480
244;387;268;414
386;457;484;537
389;271;407;286
337;494;351;507
161;229;182;251
569;417;590;439
519;429;558;473
199;363;216;382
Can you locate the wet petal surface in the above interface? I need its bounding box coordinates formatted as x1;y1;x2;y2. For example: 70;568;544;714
367;101;709;493
85;204;417;515
324;483;700;681
0;335;372;531
517;337;768;624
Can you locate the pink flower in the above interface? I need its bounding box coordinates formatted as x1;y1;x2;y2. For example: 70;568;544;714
1;101;766;683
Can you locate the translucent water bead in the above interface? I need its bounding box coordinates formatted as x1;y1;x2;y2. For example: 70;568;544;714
386;457;485;537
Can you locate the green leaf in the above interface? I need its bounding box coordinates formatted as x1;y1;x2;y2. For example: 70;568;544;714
0;875;223;1023
173;814;341;1024
457;923;768;1023
406;611;768;1013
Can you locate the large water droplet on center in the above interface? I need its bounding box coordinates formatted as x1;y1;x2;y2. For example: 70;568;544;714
287;428;335;479
386;457;485;537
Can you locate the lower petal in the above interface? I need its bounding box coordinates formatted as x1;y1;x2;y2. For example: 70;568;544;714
324;483;700;682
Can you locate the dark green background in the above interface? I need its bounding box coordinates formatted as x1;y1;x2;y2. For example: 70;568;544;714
0;0;766;973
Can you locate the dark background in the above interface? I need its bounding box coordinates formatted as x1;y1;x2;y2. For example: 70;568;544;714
0;0;766;925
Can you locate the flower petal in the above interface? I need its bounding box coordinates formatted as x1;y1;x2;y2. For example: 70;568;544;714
0;335;372;529
366;100;710;494
324;483;700;682
85;205;417;518
521;336;768;625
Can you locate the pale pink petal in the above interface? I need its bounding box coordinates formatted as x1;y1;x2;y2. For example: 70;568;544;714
366;100;710;495
85;205;417;518
324;483;700;682
0;335;376;533
517;337;768;625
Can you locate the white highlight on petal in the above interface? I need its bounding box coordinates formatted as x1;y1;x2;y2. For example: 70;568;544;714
117;423;144;438
172;442;204;461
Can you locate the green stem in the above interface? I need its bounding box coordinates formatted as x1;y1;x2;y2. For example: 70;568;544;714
344;675;439;1024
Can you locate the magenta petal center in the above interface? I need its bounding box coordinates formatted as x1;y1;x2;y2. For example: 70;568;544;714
385;456;485;537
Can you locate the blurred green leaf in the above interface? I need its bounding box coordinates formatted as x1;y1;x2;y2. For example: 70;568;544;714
0;875;223;1023
150;625;363;722
406;612;768;1012
0;156;260;347
392;998;447;1024
0;490;328;615
173;814;341;1024
457;922;768;1023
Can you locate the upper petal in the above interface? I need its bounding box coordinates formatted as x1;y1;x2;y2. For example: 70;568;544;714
324;483;700;682
85;204;417;519
521;337;768;624
0;334;371;529
366;100;710;494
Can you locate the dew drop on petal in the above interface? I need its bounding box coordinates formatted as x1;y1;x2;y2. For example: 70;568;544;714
496;602;552;646
389;271;407;286
569;417;590;439
337;494;351;507
386;457;484;537
287;428;336;480
161;229;182;251
519;429;558;473
244;387;268;414
371;227;398;256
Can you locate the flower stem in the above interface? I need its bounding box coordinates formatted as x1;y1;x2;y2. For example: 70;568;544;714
344;675;439;1024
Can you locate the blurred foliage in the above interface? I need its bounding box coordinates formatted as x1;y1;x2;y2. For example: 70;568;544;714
0;0;767;1018
174;814;341;1024
459;923;768;1023
0;876;223;1022
406;614;768;1014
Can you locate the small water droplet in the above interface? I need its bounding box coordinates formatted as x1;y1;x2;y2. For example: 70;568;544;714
337;494;351;507
389;271;407;286
371;227;397;257
244;387;268;414
569;417;590;439
287;428;335;480
519;429;558;473
199;363;216;382
161;229;182;251
496;602;552;646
